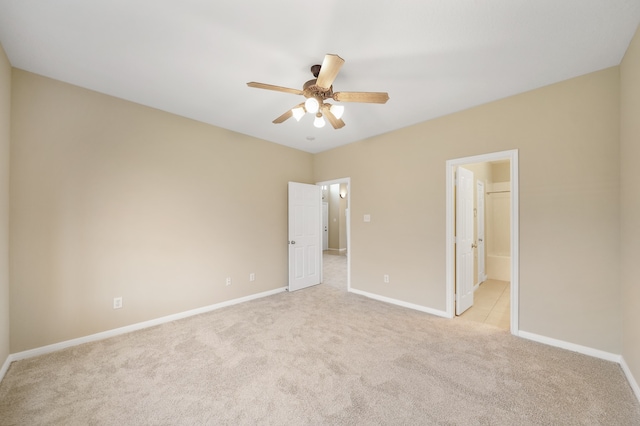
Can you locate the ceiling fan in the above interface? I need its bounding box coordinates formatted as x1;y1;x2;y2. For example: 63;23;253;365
247;54;389;129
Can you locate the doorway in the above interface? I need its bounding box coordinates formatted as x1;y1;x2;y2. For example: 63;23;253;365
317;178;350;292
445;150;519;334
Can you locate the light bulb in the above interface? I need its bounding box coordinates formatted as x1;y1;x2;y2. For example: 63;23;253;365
330;104;344;119
313;114;325;128
305;97;319;114
291;107;305;121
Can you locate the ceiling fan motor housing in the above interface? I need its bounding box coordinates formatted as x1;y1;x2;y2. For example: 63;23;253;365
303;79;333;101
310;64;322;77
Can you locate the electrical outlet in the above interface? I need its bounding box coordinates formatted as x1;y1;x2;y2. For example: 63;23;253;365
383;274;390;283
249;273;255;282
226;277;232;286
113;297;123;309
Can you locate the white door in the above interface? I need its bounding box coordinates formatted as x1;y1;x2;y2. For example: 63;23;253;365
322;202;329;251
477;180;486;285
288;182;322;291
456;167;474;315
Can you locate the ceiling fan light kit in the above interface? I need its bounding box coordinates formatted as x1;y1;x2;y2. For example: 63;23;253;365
291;106;305;121
247;54;389;130
305;97;319;114
313;114;325;128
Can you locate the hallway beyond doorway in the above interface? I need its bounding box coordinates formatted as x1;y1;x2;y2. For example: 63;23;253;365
322;251;347;292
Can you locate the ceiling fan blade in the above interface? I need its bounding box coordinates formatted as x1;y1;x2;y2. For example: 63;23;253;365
247;82;303;96
315;54;345;90
273;103;305;124
272;109;292;124
321;104;345;129
333;91;389;104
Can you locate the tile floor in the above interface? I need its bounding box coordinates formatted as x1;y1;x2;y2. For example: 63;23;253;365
458;279;511;330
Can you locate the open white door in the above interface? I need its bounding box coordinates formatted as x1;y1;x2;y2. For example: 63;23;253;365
322;202;329;251
288;182;322;291
477;180;486;285
456;167;474;315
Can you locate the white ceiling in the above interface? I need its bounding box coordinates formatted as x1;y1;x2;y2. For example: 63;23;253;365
1;1;639;154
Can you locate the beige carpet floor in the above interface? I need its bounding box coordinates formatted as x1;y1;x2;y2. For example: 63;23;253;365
1;282;639;425
322;251;347;292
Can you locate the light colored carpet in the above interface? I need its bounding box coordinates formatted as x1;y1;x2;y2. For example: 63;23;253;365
322;251;347;292
1;284;639;425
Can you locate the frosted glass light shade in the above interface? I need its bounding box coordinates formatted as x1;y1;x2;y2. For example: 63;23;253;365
292;107;305;121
305;97;319;114
313;115;325;128
330;104;344;119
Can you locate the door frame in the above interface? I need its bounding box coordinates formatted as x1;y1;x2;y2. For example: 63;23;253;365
476;180;486;286
316;177;351;292
322;202;329;251
445;150;519;334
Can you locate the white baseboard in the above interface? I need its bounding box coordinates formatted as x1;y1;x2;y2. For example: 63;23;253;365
518;330;621;363
6;287;287;366
3;287;639;407
620;357;640;403
517;333;640;403
340;295;639;404
349;288;449;318
0;353;11;383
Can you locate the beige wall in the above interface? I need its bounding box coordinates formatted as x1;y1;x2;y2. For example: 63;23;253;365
621;24;640;392
492;161;510;183
314;67;621;353
339;183;348;250
326;183;348;251
0;44;10;365
328;184;340;249
10;70;313;352
487;183;511;257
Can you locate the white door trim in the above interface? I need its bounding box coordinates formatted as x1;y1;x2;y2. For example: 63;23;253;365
477;180;487;285
316;177;351;292
322;202;329;251
445;150;519;335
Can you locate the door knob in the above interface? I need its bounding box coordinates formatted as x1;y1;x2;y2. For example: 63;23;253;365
471;242;477;249
290;241;296;245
